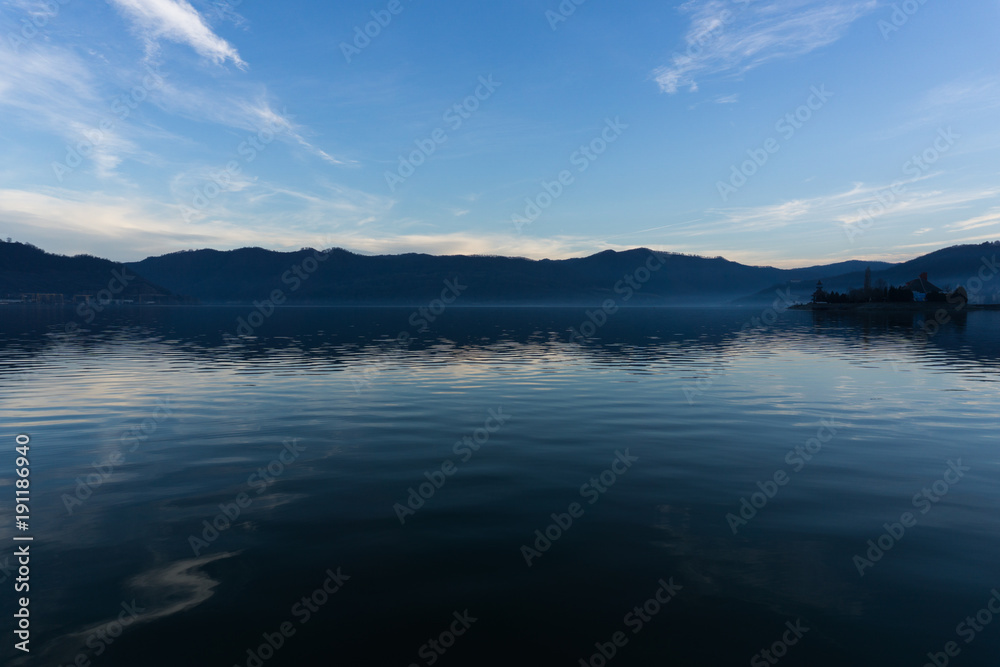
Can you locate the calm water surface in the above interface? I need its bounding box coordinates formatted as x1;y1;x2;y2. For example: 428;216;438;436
1;306;998;666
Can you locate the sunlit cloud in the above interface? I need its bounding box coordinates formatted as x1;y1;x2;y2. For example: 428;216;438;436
109;0;247;69
0;185;393;259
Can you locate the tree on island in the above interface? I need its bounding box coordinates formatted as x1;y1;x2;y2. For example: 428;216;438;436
811;280;826;303
819;285;913;303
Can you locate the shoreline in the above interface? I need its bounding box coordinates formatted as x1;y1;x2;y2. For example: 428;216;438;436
789;303;1000;312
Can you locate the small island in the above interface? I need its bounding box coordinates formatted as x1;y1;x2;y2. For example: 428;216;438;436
790;267;999;312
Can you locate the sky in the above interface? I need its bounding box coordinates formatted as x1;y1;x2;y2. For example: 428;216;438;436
1;0;999;268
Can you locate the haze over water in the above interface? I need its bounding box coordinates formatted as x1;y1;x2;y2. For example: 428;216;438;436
1;305;999;666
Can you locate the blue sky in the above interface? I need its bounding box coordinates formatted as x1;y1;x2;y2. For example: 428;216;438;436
1;0;998;267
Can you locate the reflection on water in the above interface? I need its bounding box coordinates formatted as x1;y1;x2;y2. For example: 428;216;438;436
1;306;998;666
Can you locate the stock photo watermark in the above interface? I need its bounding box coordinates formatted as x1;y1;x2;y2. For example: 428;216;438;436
80;600;146;659
346;275;468;393
717;85;833;202
210;0;243;21
233;567;350;667
180;114;288;223
921;588;1000;667
914;254;998;342
187;438;306;556
393;407;509;524
577;578;682;666
340;0;416;63
62;399;174;515
407;610;477;667
511;117;627;232
51;64;167;182
385;75;501;192
73;267;136;324
683;287;798;403
750;620;810;667
725;418;838;535
6;0;71;52
852;459;969;576
520;449;638;567
231;248;333;336
545;0;589;30
673;0;752;58
407;279;468;333
568;252;663;344
843;127;958;242
878;0;932;40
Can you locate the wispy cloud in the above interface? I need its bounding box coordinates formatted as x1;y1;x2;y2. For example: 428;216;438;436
335;232;606;260
654;0;876;93
0;40;94;105
668;179;1000;237
880;76;1000;140
944;208;1000;233
918;78;1000;113
0;186;652;261
108;0;246;69
894;233;1000;252
0;41;147;179
0;184;392;259
152;81;352;165
237;98;351;166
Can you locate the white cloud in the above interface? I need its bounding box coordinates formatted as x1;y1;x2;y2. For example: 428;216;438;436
0;185;666;261
0;184;392;260
944;208;1000;233
108;0;246;69
654;0;876;93
335;232;601;259
880;77;1000;140
152;82;353;165
894;233;1000;252
6;182;994;268
666;180;1000;237
918;78;1000;113
0;40;94;104
0;41;149;180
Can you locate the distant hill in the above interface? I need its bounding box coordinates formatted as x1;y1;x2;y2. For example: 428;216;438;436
0;240;178;301
780;260;895;281
125;246;899;306
3;239;996;306
740;241;1000;304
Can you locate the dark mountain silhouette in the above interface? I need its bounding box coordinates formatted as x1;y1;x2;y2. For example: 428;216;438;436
124;246;896;305
2;238;995;306
741;241;1000;304
779;260;895;281
0;240;177;301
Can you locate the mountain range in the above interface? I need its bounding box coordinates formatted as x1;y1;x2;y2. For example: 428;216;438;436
2;239;997;306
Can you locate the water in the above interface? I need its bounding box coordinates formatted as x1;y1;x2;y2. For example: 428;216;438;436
1;306;998;666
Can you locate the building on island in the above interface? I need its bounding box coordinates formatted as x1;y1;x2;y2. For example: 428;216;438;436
902;273;942;302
